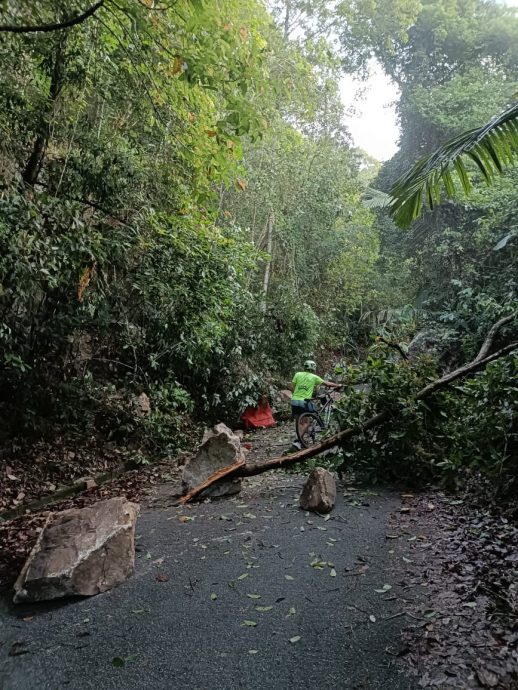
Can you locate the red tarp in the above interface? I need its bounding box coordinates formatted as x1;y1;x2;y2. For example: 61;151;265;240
241;401;276;430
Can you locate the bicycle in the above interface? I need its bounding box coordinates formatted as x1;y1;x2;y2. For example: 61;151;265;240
295;388;343;448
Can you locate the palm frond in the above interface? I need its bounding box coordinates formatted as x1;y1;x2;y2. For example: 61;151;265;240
389;102;518;228
362;187;391;209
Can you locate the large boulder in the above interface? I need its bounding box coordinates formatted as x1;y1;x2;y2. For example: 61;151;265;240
407;330;441;359
13;497;138;604
182;423;244;498
278;389;292;403
299;468;336;514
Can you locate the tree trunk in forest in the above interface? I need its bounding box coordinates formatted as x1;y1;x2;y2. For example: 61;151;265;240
284;0;291;40
179;318;517;503
22;39;66;186
261;212;274;313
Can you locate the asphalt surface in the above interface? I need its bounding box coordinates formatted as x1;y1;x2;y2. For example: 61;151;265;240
1;474;418;690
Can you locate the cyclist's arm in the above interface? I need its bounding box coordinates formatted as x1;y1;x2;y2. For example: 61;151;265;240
322;380;342;389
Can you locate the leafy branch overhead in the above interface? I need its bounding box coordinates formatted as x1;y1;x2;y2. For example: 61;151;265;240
389;103;518;228
0;1;105;33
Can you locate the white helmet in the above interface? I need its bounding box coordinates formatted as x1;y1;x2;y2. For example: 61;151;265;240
304;359;317;372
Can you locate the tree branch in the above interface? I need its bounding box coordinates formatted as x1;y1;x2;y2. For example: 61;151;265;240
377;337;408;360
177;459;246;505
0;1;104;33
35;181;134;229
179;329;517;502
416;342;517;400
473;312;517;363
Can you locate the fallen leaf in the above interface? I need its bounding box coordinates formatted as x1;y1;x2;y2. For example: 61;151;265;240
112;657;125;668
237;573;249;580
255;606;273;612
476;668;499;688
210;593;218;601
374;584;392;593
369;615;376;623
248;649;258;655
8;643;29;657
243;620;257;627
330;569;337;577
285;575;294;581
156;574;169;582
289;636;301;643
246;593;261;599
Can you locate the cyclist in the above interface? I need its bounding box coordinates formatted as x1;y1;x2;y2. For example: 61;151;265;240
291;360;342;449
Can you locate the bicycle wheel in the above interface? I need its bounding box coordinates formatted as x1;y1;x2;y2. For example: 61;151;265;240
296;412;323;448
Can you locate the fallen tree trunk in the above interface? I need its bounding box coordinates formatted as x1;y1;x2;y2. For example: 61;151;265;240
180;328;517;503
177;458;245;505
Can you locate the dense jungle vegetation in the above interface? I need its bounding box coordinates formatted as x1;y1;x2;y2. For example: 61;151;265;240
0;0;516;497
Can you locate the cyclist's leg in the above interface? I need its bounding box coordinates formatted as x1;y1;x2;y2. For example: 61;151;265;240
291;400;306;447
299;401;316;436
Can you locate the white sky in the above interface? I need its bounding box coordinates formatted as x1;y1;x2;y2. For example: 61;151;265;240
341;0;518;162
340;63;399;162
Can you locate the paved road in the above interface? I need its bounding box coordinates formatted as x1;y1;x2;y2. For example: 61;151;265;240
1;474;417;689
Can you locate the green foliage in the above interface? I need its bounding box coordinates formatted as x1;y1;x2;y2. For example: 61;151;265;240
389;102;518;228
335;348;517;495
2;0;427;455
222;121;378;352
436;360;517;484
